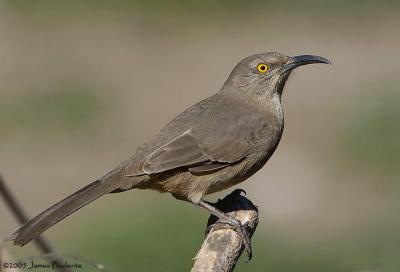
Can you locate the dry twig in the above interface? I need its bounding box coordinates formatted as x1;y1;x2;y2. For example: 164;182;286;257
192;189;259;272
0;174;71;272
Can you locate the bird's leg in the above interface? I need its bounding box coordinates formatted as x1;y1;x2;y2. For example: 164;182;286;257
197;199;252;260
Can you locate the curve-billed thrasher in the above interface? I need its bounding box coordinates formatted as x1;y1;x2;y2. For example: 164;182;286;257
8;52;330;258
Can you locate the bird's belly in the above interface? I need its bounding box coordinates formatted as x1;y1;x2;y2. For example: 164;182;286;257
154;161;252;202
206;126;284;194
205;156;272;196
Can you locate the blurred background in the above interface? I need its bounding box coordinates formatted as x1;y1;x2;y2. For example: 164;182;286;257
0;1;399;271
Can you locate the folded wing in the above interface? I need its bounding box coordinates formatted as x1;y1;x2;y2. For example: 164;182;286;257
140;129;251;174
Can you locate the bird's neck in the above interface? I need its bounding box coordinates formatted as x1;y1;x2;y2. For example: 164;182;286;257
218;87;284;132
265;92;284;123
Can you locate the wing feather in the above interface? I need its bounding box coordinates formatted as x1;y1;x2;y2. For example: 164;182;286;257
142;131;208;174
141;130;251;174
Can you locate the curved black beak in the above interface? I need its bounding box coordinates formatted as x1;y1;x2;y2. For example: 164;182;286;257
283;55;331;73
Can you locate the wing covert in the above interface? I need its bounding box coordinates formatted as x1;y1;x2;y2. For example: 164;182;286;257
140;129;251;174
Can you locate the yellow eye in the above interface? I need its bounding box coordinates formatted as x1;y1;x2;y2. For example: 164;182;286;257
257;63;268;73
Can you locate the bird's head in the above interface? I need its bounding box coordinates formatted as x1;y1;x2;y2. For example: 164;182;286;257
222;52;331;99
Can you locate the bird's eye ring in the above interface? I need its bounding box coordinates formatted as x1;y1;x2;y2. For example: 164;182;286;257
257;63;268;73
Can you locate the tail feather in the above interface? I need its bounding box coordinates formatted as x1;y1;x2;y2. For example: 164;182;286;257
7;177;122;246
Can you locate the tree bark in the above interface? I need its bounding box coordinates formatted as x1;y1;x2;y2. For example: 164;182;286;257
192;189;259;272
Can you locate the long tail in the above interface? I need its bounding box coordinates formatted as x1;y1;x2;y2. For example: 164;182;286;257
7;172;124;246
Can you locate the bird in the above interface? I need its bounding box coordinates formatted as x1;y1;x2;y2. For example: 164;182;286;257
7;52;330;259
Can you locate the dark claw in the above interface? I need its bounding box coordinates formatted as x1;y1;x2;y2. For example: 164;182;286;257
232;188;247;196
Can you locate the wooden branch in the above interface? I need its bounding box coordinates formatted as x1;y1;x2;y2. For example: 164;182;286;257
192;189;259;272
0;174;72;272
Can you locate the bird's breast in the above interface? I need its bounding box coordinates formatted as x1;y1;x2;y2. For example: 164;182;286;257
248;96;284;170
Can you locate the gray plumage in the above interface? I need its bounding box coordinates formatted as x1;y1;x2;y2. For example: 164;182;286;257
7;52;330;248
